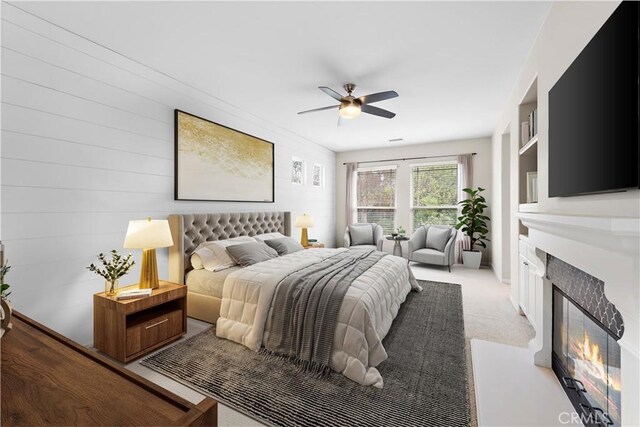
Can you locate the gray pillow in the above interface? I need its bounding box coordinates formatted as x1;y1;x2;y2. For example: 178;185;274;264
265;237;304;255
349;224;374;246
225;242;278;267
425;227;452;252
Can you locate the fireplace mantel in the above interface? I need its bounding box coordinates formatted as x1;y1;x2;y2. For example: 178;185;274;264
515;212;639;426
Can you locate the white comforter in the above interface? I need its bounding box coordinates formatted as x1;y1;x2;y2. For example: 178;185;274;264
216;248;421;388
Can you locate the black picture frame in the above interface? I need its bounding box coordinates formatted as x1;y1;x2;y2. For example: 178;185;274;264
174;109;275;203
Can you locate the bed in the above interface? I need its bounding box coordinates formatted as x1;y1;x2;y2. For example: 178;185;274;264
168;211;420;387
168;212;291;323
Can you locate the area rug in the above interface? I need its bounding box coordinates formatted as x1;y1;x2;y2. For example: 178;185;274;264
141;280;469;427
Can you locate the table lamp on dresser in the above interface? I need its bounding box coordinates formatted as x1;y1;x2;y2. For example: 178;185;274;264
123;218;173;289
295;213;315;247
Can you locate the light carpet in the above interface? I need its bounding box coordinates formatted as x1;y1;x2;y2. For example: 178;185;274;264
141;280;470;427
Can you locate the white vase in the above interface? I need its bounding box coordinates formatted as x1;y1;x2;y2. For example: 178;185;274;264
462;251;482;269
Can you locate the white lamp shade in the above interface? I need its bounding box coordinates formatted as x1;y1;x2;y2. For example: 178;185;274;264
123;219;173;249
294;214;315;228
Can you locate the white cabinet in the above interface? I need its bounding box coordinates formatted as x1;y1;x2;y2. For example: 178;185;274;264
518;255;529;315
518;237;540;328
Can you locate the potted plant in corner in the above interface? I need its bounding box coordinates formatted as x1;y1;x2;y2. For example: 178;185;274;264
455;187;490;269
87;250;135;296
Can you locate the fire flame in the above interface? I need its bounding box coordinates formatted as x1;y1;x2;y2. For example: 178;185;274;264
575;333;621;391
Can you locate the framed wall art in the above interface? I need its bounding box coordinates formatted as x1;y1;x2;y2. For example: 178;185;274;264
291;156;305;185
174;110;274;202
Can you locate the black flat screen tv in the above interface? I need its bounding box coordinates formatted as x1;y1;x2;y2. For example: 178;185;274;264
548;1;639;198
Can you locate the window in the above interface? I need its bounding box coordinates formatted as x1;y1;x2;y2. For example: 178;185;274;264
356;166;396;234
411;162;458;232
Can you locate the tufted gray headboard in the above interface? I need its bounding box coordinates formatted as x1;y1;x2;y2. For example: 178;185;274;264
168;211;291;284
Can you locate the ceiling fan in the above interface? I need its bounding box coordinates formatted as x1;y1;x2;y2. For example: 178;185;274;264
298;84;398;122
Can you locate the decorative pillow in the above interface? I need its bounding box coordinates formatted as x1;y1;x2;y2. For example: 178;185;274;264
349;224;374;246
225;242;279;267
265;237;304;255
425;227;452;252
254;232;286;242
191;236;255;271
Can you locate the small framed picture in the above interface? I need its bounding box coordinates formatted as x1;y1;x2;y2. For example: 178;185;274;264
292;157;305;185
312;164;324;187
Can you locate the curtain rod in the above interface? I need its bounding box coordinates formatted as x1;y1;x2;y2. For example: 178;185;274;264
342;152;476;166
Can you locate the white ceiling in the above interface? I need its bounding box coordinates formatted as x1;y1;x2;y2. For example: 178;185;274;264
16;1;550;152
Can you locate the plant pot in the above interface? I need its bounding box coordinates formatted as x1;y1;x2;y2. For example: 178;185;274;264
105;279;119;296
462;251;482;269
1;297;13;339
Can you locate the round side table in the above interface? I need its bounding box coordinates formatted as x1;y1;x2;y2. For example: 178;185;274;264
386;236;409;257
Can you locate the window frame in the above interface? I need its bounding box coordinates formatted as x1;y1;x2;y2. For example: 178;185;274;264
409;160;459;232
355;165;398;233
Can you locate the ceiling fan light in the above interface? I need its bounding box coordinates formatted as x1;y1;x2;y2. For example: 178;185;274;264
339;103;361;119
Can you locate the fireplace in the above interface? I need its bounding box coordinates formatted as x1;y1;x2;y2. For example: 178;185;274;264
553;287;621;426
548;256;624;427
516;213;638;426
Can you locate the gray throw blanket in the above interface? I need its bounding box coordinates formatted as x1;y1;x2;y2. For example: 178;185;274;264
262;249;387;375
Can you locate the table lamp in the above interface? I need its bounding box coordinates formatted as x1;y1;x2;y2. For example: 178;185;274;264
123;218;173;289
295;213;315;247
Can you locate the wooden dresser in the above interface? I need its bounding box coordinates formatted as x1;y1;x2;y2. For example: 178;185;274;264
1;311;217;426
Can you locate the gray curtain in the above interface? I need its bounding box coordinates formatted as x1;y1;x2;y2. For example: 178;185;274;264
456;154;473;263
345;163;358;228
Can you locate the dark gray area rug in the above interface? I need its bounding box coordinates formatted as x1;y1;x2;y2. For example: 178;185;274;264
141;280;469;427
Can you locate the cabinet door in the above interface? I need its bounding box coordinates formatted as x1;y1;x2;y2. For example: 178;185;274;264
518;256;529;315
527;268;537;328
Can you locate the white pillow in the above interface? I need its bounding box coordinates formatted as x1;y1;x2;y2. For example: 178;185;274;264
253;232;286;242
191;236;255;271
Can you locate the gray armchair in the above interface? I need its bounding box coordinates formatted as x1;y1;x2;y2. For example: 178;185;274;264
408;225;457;272
344;223;384;251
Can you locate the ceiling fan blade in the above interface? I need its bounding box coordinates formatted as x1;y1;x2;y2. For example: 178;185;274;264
361;104;396;119
319;86;344;101
297;105;339;115
357;90;399;105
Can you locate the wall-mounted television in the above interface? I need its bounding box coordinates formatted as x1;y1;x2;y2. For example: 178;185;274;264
548;1;639;198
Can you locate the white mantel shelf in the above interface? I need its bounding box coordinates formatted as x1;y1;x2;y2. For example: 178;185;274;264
517;212;640;237
514;210;640;427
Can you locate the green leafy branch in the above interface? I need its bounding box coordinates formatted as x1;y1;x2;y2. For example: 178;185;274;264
455;187;490;251
1;260;11;298
87;250;135;282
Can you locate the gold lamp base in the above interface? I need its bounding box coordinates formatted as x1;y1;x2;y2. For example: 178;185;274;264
138;248;160;290
300;228;309;248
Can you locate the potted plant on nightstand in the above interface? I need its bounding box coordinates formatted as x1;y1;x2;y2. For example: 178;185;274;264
87;250;135;296
455;187;490;269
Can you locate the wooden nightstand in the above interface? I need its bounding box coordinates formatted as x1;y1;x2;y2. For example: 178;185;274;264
94;281;187;363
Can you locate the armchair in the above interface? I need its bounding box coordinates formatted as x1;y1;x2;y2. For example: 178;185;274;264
344;223;384;251
408;225;457;272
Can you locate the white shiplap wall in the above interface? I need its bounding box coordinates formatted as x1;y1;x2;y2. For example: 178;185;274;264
0;4;336;344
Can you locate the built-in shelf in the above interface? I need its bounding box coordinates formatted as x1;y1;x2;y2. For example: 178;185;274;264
517;77;538;207
519;203;539;213
519;135;538;156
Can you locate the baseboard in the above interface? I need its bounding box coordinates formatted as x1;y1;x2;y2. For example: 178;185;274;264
490;264;511;285
490;264;502;282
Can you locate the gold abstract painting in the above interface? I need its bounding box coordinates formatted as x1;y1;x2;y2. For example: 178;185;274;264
175;110;274;202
